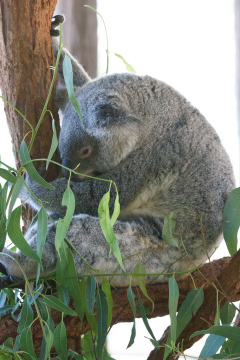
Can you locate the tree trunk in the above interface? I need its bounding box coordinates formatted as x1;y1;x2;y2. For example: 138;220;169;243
0;0;60;230
54;0;97;78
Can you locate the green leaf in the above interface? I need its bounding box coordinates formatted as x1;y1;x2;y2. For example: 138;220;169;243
96;289;108;360
162;212;178;247
0;219;6;252
20;140;54;190
55;185;75;253
200;334;226;358
54;321;68;360
190;325;240;342
68;349;84;360
133;263;154;310
36;298;50;322
43;295;77;316
7;205;41;265
168;276;179;345
98;189;124;270
223;187;240;256
79;279;98;335
102;278;113;327
7;175;24;223
17;297;33;333
36;207;48;283
114;53;136;73
164;287;204;360
127;286;136;348
137;292;156;341
86;275;96;315
63;248;84;321
39;317;54;360
110;190;120;227
20;327;37;360
220;302;236;325
149;338;160;348
46;119;58;170
0;169;15;183
63;55;83;127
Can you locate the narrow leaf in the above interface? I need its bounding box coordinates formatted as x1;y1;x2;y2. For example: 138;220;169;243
110;190;120;227
86;275;96;315
137;292;156;341
79;279;98;335
168;276;179;345
36;207;48;283
98;189;124;270
7;206;40;264
127;286;136;348
96;289;108;359
20;140;54;190
43;295;77;316
133;263;154;310
63;55;83;127
220;302;236;325
0;169;15;183
162;212;178;247
54;321;68;360
114;53;136;73
102;278;113;327
39;317;54;360
20;327;37;360
55;185;75;253
190;325;240;342
46;119;58;170
200;334;226;358
7;175;24;223
17;297;33;333
223;187;240;256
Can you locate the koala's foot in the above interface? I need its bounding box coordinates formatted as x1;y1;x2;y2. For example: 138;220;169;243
50;15;65;37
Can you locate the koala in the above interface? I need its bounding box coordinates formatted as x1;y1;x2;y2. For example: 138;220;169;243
0;15;235;288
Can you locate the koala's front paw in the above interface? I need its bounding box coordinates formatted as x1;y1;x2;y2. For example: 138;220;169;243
50;15;65;37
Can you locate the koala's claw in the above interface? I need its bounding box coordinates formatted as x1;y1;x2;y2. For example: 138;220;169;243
50;15;65;37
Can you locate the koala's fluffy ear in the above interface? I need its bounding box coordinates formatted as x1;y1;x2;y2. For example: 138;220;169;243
54;83;81;112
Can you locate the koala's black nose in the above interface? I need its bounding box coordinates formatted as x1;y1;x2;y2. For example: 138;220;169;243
62;158;73;178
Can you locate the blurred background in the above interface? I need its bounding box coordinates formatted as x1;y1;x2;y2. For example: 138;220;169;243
0;0;238;358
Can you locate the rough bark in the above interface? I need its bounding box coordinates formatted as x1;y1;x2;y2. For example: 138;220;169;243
54;0;97;78
0;255;240;357
0;0;60;229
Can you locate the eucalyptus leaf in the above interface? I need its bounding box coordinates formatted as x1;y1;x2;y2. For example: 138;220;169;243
20;140;54;190
127;286;136;348
39;317;54;360
20;327;37;360
162;212;178;247
102;278;113;327
7;175;24;223
63;55;83;127
86;275;96;315
43;295;77;316
0;169;15;183
17;297;33;333
223;187;240;256
46;119;58;170
133;262;154;310
200;334;226;358
98;189;124;270
96;289;108;360
220;302;236;325
190;325;240;342
55;185;75;253
79;279;98;335
114;53;136;73
137;292;156;341
36;207;48;283
54;321;68;360
168;276;179;345
7;205;41;264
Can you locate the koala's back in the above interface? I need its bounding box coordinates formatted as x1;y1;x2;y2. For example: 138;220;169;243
64;73;234;255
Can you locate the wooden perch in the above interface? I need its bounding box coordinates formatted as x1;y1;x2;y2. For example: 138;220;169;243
0;253;239;358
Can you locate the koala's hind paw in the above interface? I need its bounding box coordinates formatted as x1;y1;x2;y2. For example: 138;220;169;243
0;275;22;290
50;15;65;37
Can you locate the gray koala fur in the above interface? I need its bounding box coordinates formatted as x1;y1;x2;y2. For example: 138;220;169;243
0;17;235;287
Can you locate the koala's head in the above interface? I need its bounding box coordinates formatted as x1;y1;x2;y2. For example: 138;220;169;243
58;75;142;181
